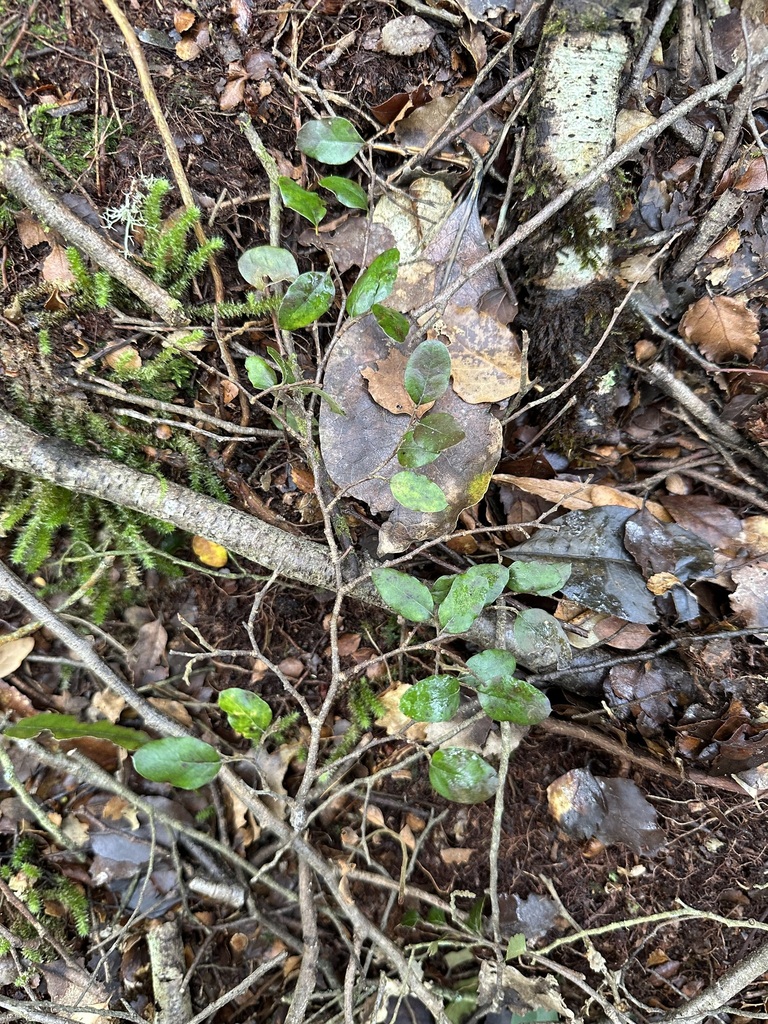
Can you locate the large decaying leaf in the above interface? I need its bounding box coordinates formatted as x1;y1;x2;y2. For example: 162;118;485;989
319;178;511;553
506;506;658;624
679;294;759;362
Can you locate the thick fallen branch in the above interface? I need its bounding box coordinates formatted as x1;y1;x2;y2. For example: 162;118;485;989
0;407;553;670
0;144;188;327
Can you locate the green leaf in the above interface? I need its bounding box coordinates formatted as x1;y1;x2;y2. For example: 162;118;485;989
346;248;400;317
404;340;451;405
277;177;326;227
465;649;517;682
474;677;551;725
400;675;459;722
372;304;409;343
238;246;298;287
245;355;278;390
297;383;346;415
466;896;486;935
429;748;498;804
133;736;221;790
218;688;273;741
397;430;440;468
318;175;368;210
278;271;335;330
296;117;365;164
438;565;510;635
371;567;434;622
413;412;465;453
390;471;448;513
4;712;148;751
266;346;298;384
431;575;455;605
400;909;420;927
506;933;527;959
507;559;572;597
513;607;572;667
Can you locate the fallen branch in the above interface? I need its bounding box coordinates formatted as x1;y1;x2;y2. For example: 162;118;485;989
0;143;188;327
0;407;554;671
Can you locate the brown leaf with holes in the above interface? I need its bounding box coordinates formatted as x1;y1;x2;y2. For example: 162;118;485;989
679;295;759;362
361;348;434;417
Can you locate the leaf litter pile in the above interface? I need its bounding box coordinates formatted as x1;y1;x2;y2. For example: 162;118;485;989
1;1;768;1023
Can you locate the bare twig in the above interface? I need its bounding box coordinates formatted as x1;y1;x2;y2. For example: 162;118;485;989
147;920;193;1024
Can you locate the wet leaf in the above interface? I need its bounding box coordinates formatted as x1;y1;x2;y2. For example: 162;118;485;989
429;747;498;804
513;608;571;667
438;565;509;635
547;767;664;855
679;294;759;362
238;245;298;286
372;304;410;342
404;340;451;405
318;175;368;211
474;677;551;725
506;507;658;624
400;675;459;722
133;736;221;790
245;355;278;390
390;471;448;513
296;117;364;164
278;271;335;330
219;687;272;741
191;536;228;568
277;177;326;227
507;560;572;597
371;567;434;622
5;712;149;750
347;248;400;317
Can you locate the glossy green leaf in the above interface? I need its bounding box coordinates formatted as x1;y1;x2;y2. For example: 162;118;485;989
346;248;400;317
238;246;298;287
372;304;409;343
400;675;459;722
371;567;434;622
277;176;326;227
413;412;465;453
218;688;272;741
474;677;551;725
318;175;368;210
133;736;221;790
266;346;298;385
5;712;148;750
404;340;451;405
507;560;572;597
431;575;455;605
245;355;278;390
278;271;335;330
296;117;365;164
429;747;498;804
438;564;510;635
465;649;517;682
390;471;448;513
397;429;440;468
513;607;572;667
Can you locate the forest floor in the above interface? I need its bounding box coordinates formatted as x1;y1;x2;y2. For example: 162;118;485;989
1;1;768;1023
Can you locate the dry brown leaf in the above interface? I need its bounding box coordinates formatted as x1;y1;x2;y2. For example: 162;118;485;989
0;636;35;679
707;227;741;260
730;562;768;628
374;683;428;741
148;697;194;727
440;847;475;865
42;243;76;288
380;15;435;55
679;294;759;362
443;304;522;403
191;535;228;567
15;210;49;248
361;348;434;417
734;156;768;192
105;344;141;371
219;70;247;111
493;476;671;521
103;795;140;829
90;689;126;723
176;36;202;61
174;10;196;32
615;108;656;148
